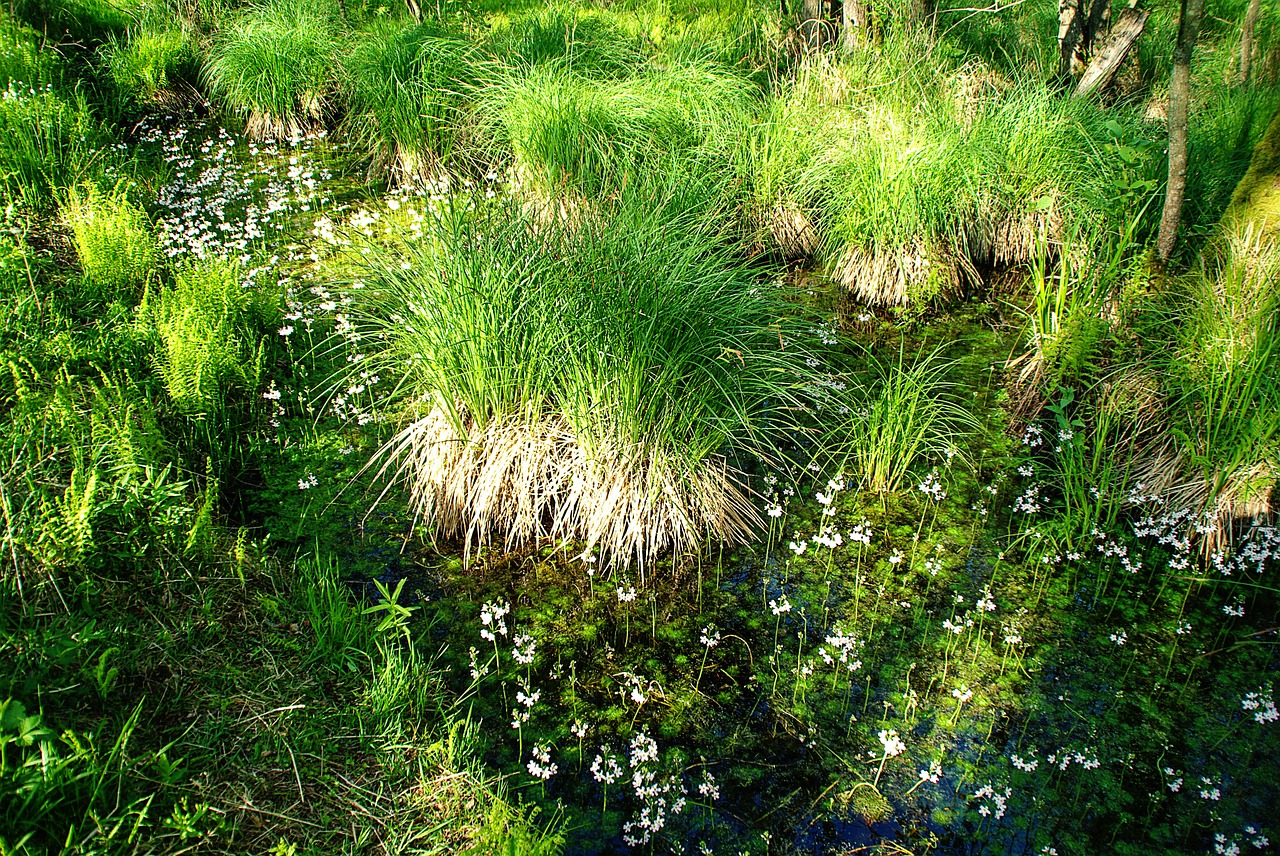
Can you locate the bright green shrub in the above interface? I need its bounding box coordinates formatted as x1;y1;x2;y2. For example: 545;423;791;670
204;0;341;139
62;182;156;296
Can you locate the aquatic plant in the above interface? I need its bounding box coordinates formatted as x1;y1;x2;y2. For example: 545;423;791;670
832;346;976;493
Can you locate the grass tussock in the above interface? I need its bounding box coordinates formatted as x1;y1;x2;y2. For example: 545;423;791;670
832;347;976;493
342;20;478;187
1149;227;1280;540
204;0;341;140
746;43;1153;304
478;60;758;204
62;182;156;296
347;187;819;567
98;11;199;107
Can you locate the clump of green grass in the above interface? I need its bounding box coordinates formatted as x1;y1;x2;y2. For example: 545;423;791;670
342;20;478;187
143;259;266;415
790;48;1151;306
479;60;757;204
486;4;647;76
0;12;58;88
62;182;156;296
347;185;819;567
204;0;341;140
0;85;98;208
1144;226;1280;540
98;12;198;107
830;346;976;493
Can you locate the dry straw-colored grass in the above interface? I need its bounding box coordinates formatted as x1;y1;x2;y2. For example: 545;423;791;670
380;407;759;569
829;240;962;306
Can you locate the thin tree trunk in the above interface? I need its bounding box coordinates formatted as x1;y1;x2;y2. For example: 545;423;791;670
1156;0;1206;262
842;0;869;51
404;0;422;22
1240;0;1262;85
1058;0;1087;79
1075;5;1149;98
800;0;827;48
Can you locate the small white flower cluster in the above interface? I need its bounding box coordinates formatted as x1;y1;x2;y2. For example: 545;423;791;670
918;759;943;783
877;729;906;757
620;731;689;847
769;596;792;616
591;750;623;785
1242;687;1279;724
1022;424;1044;447
1014;485;1042;515
1199;776;1222;801
1109;630;1128;646
527;744;557;780
297;472;318;490
952;685;974;704
468;646;488;680
479;600;511;642
697;770;721;801
616;584;638;603
1164;767;1184;792
972;783;1010;819
700;625;721;649
1011;753;1039;772
917;470;947;502
512;633;537;665
1048;749;1100;771
822;625;863;669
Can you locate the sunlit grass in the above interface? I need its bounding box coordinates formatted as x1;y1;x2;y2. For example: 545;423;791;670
344;183;820;566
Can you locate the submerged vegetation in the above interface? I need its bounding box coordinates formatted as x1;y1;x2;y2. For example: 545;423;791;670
1;0;1278;853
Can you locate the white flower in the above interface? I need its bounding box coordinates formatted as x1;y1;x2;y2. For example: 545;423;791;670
877;729;905;757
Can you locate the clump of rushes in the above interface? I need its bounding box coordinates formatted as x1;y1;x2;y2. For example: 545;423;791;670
347;182;822;569
62;182;156;296
478;60;757;206
204;0;341;140
0;85;98;209
785;38;1152;307
486;5;647;77
342;20;477;188
831;346;976;493
1137;227;1280;547
98;10;199;107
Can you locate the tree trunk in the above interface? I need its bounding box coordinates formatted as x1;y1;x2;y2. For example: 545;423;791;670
404;0;422;22
1156;0;1206;262
1058;0;1087;79
1075;5;1149;98
842;0;870;51
1239;0;1262;85
800;0;828;48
